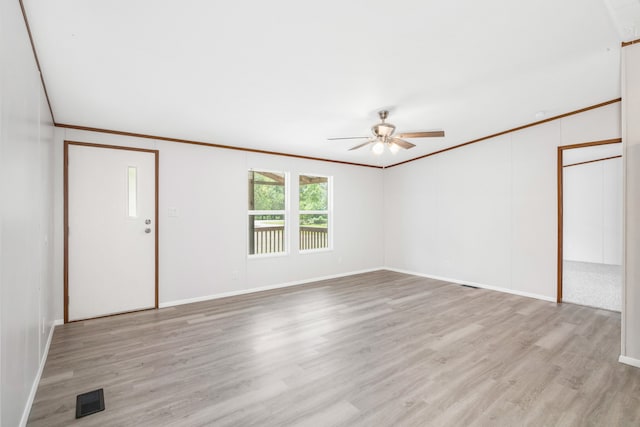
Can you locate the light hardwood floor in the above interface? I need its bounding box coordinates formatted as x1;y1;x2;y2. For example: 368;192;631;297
28;270;640;426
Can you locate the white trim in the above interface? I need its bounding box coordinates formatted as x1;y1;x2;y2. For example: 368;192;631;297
161;267;558;309
247;251;289;260
621;52;628;358
384;267;557;302
299;247;333;255
619;355;640;369
159;267;383;308
19;321;60;427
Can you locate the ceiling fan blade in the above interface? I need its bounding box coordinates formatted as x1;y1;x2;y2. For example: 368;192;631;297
327;136;370;140
390;138;416;150
349;140;374;151
396;131;445;138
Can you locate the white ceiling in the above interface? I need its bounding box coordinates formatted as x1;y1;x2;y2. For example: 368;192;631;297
23;0;637;166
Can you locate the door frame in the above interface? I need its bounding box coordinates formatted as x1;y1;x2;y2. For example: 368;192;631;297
64;140;160;323
556;137;621;303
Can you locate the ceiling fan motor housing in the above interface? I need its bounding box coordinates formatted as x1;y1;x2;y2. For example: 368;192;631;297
372;110;395;139
372;122;396;138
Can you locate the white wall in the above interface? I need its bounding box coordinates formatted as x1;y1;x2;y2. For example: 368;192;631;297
0;0;57;425
563;157;623;264
53;129;385;316
622;43;640;367
384;103;620;300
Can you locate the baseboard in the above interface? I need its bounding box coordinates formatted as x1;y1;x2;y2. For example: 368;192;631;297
384;267;556;303
19;321;58;427
619;355;640;369
159;267;384;308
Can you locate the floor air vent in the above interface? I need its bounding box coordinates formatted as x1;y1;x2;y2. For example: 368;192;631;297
76;388;105;418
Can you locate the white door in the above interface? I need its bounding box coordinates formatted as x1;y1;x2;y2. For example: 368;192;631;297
67;143;157;321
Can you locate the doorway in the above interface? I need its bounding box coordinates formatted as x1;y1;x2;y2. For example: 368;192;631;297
557;138;622;310
64;141;159;322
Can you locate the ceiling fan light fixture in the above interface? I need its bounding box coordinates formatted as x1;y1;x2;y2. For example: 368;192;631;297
372;140;385;155
389;142;400;154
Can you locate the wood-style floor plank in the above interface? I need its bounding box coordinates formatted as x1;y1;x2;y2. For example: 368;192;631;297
27;270;640;426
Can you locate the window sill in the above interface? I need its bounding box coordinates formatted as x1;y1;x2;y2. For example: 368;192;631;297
299;247;333;255
247;252;289;260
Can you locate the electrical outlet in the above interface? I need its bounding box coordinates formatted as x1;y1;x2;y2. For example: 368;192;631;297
168;207;178;217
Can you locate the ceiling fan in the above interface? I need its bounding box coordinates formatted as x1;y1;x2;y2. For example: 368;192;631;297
328;110;445;154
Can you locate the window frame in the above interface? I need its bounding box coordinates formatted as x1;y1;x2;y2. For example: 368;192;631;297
298;173;333;254
247;169;290;258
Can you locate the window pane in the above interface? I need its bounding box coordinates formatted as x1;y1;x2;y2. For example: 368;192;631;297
127;166;137;217
249;214;286;254
299;214;328;250
299;175;328;211
249;171;286;210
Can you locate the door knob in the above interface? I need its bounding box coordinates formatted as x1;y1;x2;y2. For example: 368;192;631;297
145;228;151;234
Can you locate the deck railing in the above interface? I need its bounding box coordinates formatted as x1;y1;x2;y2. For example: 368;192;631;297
252;226;285;254
299;226;329;250
251;226;328;254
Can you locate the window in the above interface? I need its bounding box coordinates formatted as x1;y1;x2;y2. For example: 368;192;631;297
248;170;288;255
299;174;331;251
